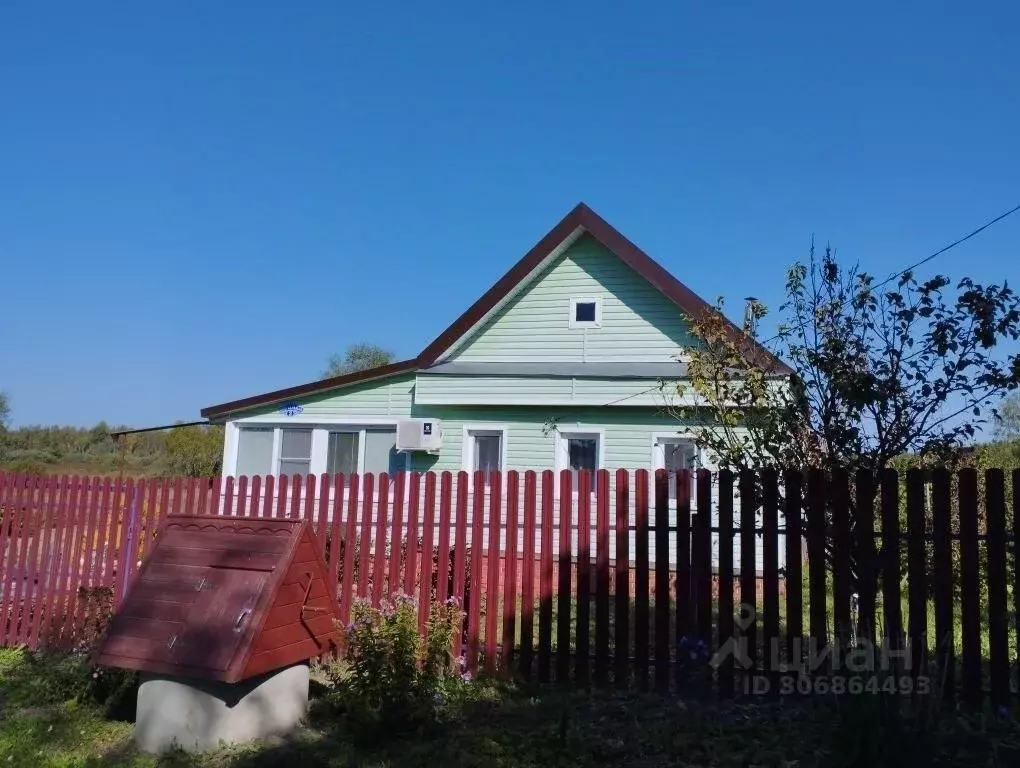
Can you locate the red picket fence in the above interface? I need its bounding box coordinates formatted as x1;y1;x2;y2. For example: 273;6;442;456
0;468;1017;707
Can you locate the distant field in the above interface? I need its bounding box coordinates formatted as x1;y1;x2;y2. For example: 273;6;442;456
0;459;161;478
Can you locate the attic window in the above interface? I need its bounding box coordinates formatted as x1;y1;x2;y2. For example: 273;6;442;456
569;297;601;328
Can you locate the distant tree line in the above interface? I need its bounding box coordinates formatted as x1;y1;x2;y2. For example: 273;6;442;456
0;418;223;478
0;342;395;478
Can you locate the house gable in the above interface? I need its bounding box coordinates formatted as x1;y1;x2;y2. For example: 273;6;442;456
201;202;789;421
444;233;700;363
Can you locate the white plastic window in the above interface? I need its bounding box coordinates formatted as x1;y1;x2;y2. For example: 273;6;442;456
568;297;601;328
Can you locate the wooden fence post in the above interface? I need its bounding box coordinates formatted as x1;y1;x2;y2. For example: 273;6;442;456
556;470;573;685
437;472;453;604
451;472;468;655
807;469;828;665
930;468;954;702
613;469;630;688
485;471;502;677
339;475;360;626
853;471;876;643
519;471;537;680
694;470;713;672
984;469;1009;709
594;469;610;688
716;469;735;697
502;470;520;678
905;468;928;682
674;469;691;692
634;469;649;691
653;469;670;692
783;470;803;691
388;473;406;595
327;475;346;600
958;468;982;708
761;469;780;694
538;471;554;683
418;474;436;637
739;470;758;675
577;470;592;686
403;473;420;597
467;472;485;675
371;474;390;607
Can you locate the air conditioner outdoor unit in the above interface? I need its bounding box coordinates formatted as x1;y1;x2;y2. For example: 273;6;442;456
396;418;443;452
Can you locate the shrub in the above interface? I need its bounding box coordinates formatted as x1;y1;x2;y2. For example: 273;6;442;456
325;593;465;742
0;457;50;475
0;585;139;718
0;648;137;716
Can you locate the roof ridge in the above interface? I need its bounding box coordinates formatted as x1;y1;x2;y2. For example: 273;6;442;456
416;202;791;373
201;203;790;419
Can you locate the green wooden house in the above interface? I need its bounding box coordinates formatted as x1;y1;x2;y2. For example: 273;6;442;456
201;203;786;486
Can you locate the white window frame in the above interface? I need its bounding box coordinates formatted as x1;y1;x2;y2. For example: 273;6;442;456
325;429;363;479
231;425;275;479
227;420;409;480
356;426;411;477
650;434;701;471
651;432;704;506
461;424;509;489
554;428;604;494
276;427;315;477
568;296;602;329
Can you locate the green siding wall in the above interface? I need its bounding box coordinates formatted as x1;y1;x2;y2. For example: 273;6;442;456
234;374;416;422
405;404;690;473
447;233;700;363
415;374;574;403
414;373;672;406
228;378;694;473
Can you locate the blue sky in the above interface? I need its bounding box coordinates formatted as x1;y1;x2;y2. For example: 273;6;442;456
2;1;1018;427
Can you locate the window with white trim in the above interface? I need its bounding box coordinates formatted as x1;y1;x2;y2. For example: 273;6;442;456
326;431;359;478
555;430;601;488
364;428;403;476
278;429;312;477
463;427;506;488
653;437;699;500
236;427;273;477
568;297;601;328
231;424;407;480
326;427;404;477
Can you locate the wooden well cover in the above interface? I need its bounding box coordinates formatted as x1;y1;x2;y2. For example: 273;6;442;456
94;515;341;683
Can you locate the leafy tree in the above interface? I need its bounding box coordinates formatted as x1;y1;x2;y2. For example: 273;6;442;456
994;392;1020;440
321;344;395;379
0;392;9;429
668;245;1020;611
87;421;114;455
161;424;224;477
669;244;1020;481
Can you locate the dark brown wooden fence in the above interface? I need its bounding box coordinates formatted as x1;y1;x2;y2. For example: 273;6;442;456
1;468;1017;707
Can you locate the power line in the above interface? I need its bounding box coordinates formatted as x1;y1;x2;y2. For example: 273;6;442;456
872;202;1020;290
109;420;212;437
603;384;662;407
601;202;1020;403
754;201;1020;348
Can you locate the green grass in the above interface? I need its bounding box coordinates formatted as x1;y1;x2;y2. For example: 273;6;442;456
4;646;1020;767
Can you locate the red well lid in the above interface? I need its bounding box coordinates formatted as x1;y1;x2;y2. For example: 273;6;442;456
94;515;341;683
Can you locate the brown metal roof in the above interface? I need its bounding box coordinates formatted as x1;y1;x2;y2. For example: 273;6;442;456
94;515;341;683
413;202;791;374
200;203;790;419
200;359;418;421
